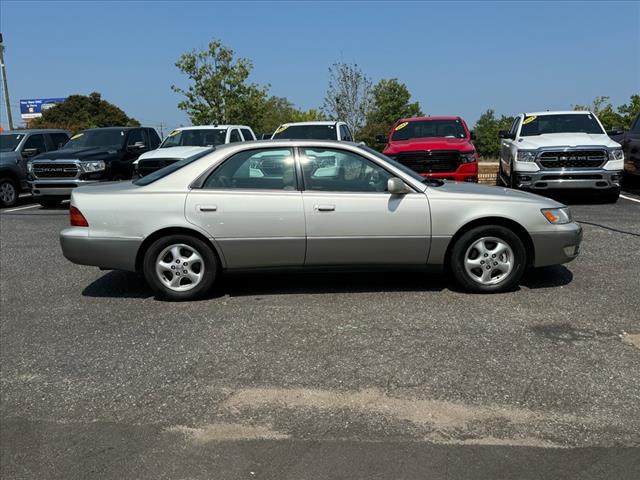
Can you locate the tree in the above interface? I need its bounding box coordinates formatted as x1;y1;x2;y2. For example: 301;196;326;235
172;39;269;126
360;78;423;147
573;96;623;130
617;94;640;130
252;96;327;135
322;62;373;133
473;109;514;159
30;92;139;132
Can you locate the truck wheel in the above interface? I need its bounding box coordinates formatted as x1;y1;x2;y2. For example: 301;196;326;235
0;177;18;208
600;188;620;204
450;225;526;293
143;234;219;301
37;198;62;209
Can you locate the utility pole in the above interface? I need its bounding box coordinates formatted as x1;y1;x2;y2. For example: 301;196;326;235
0;33;15;130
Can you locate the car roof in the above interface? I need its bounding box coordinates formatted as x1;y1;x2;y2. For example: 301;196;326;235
279;121;340;127
398;116;461;122
523;110;592;116
80;126;141;132
1;129;70;134
173;125;253;131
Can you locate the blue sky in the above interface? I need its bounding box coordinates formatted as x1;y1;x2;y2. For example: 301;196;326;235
1;1;639;132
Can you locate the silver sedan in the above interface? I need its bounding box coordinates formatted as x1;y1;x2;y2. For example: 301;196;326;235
60;140;582;300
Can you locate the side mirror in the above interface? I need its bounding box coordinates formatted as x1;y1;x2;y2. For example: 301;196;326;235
607;127;624;136
387;177;411;195
469;131;476;140
22;148;39;158
375;134;387;144
498;130;516;140
129;141;147;150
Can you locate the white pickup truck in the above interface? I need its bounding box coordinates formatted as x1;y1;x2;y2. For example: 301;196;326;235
498;111;625;202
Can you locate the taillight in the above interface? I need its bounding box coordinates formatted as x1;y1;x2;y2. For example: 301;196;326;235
70;206;89;227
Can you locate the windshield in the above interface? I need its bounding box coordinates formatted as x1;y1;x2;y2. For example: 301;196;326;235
161;129;227;148
0;134;24;152
272;124;337;140
63;130;126;149
360;145;425;184
391;119;466;141
133;148;214;186
520;114;605;136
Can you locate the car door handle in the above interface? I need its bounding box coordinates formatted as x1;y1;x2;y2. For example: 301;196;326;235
198;205;217;212
315;204;335;212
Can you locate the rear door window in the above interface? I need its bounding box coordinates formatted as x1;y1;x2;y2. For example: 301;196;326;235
241;128;255;141
229;129;242;143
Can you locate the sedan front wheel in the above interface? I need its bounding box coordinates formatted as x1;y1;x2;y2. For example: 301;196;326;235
450;225;526;293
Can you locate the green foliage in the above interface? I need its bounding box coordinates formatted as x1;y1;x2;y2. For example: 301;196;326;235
172;39;269;127
252;97;327;135
322;62;373;133
30;92;139;133
472;109;514;159
360;78;422;147
573;94;639;130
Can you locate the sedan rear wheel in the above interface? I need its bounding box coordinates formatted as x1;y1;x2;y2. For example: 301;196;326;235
450;225;526;293
143;234;218;301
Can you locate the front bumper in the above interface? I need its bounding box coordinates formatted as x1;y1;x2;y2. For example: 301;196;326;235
419;163;478;182
531;223;582;267
514;169;623;190
29;179;100;198
60;227;141;271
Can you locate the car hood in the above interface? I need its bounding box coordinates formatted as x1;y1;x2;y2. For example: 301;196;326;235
32;147;121;162
0;151;21;164
429;180;563;206
134;146;209;164
517;133;621;150
385;137;474;154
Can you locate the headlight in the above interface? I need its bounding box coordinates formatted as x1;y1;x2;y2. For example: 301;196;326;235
82;161;106;172
27;162;33;173
541;207;572;225
608;148;624;161
517;151;537;162
460;152;477;163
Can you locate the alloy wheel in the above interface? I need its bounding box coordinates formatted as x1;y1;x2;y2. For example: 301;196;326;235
464;236;514;285
155;243;205;292
0;181;17;206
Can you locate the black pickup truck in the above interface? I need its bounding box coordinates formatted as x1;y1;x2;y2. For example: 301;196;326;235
28;126;160;207
608;113;640;182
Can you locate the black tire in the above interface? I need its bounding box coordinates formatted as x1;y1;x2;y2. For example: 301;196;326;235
143;234;219;301
0;177;19;208
496;162;505;186
450;225;526;293
37;197;63;208
600;188;620;204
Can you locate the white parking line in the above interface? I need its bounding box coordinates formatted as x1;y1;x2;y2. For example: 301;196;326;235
0;204;40;213
620;194;640;204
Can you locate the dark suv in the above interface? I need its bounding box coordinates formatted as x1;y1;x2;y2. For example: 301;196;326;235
0;129;70;207
28;126;160;207
608;113;640;182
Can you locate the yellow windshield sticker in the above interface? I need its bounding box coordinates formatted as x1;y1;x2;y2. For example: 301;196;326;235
274;125;288;134
167;130;180;137
522;116;537;125
70;133;84;140
394;122;409;131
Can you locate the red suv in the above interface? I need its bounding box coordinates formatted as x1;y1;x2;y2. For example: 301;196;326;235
377;116;478;182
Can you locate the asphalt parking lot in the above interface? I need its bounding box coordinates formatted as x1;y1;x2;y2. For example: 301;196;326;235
1;188;639;479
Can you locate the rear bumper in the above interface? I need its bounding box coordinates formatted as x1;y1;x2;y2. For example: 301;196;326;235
531;223;582;267
515;170;622;190
60;228;141;271
29;179;99;198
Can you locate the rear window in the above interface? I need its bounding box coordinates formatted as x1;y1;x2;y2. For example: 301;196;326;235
272;124;337;140
133;148;214;186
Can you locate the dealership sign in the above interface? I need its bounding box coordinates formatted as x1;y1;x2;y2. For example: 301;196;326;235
20;98;66;119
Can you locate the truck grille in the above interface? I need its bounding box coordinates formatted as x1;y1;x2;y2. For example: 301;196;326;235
137;159;179;177
396;150;460;173
33;162;79;178
538;150;607;169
